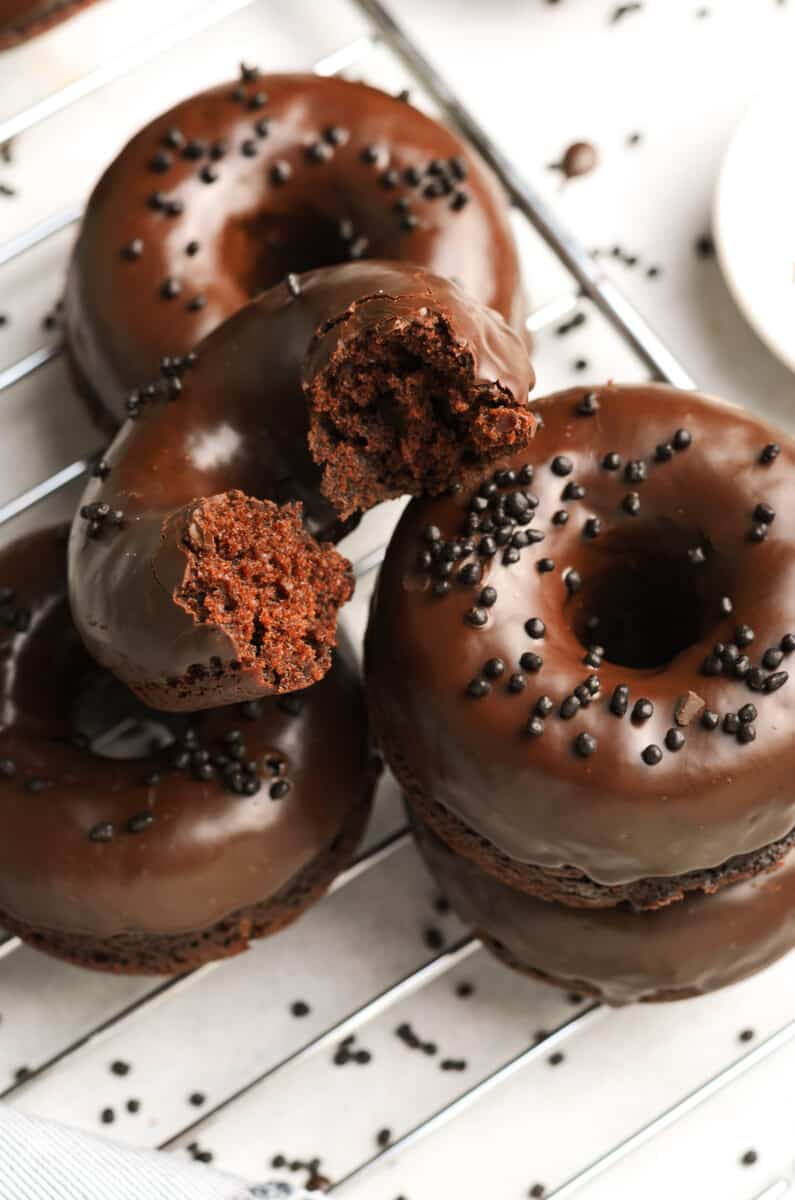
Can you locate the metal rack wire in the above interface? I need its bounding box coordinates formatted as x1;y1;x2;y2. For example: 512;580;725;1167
0;1;792;1195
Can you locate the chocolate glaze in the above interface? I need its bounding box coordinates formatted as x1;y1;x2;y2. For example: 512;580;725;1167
366;385;795;883
407;785;795;910
68;261;532;711
414;813;795;1004
64;71;524;427
0;0;95;48
0;527;377;938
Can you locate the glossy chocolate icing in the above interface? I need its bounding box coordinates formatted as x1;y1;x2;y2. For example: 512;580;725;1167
0;527;377;938
367;385;795;883
64;71;524;426
0;0;95;47
414;813;795;1004
68;261;532;711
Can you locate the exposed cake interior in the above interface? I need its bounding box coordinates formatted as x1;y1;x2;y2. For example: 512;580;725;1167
306;310;535;520
175;491;352;692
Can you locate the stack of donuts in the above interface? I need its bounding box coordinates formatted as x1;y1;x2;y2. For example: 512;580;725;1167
0;69;534;975
366;384;795;1002
3;65;795;1003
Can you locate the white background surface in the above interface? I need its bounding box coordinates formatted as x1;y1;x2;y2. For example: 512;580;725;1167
1;1;795;1198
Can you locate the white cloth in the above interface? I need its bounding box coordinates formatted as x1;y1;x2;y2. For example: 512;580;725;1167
0;1106;312;1200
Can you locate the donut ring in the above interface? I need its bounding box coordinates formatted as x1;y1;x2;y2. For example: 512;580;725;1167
0;527;378;975
366;384;795;899
64;69;524;427
69;261;534;712
413;813;795;1005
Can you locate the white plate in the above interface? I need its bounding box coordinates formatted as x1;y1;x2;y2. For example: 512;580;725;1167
714;80;795;374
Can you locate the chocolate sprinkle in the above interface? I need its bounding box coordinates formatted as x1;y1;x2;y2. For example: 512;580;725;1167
127;812;154;833
575;732;597;757
632;698;654;722
270;160;292;185
122;238;144;261
88;822;114;844
564;569;583;595
624;460;647;483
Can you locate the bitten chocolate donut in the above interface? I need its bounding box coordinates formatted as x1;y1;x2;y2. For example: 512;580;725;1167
69;261;534;712
64;68;525;428
0;0;96;48
414;816;795;1004
0;527;378;975
366;384;795;912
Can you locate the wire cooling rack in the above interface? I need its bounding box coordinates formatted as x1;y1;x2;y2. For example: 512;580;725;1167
1;2;794;1197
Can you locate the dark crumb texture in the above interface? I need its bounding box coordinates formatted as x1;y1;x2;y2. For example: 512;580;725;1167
176;491;352;694
307;312;535;520
1;793;370;975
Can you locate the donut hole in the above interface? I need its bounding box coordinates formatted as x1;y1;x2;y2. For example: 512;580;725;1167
174;490;353;698
306;311;535;519
222;209;352;295
570;525;723;670
13;596;184;759
71;664;187;759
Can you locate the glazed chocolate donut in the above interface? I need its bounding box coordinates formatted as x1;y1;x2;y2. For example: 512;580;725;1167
366;384;795;906
69;261;534;712
414;815;795;1004
0;0;96;48
64;69;525;428
0;527;378;975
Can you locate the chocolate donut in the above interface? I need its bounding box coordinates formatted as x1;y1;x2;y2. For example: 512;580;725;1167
0;527;378;975
69;261;534;712
0;0;96;48
64;69;525;428
414;815;795;1004
366;384;795;909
